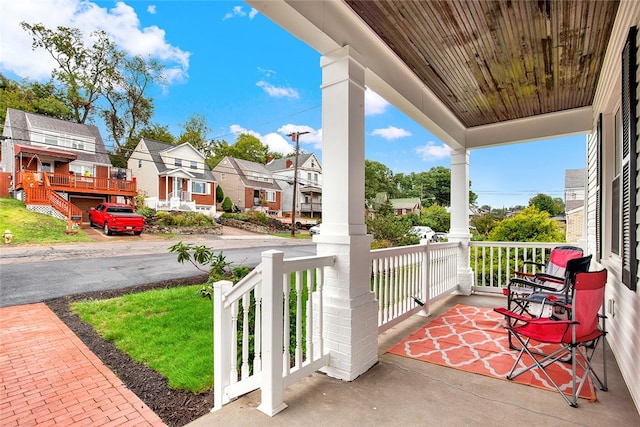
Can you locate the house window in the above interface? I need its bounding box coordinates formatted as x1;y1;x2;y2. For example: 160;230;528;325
44;135;57;146
266;190;276;202
611;108;622;255
72;141;84;150
263;174;269;182
174;158;182;167
192;181;208;195
138;159;142;168
221;173;226;180
191;161;197;169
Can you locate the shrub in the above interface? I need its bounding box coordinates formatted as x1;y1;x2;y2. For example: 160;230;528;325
222;196;233;212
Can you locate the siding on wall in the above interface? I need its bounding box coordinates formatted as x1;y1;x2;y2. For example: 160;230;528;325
587;6;640;411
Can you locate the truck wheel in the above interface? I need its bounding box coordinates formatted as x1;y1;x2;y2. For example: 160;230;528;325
134;230;142;236
89;216;95;227
296;222;302;229
104;223;112;236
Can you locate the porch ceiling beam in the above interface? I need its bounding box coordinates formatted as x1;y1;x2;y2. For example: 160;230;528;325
464;107;593;149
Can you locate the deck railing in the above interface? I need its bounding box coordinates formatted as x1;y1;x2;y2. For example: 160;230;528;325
212;250;335;416
372;242;459;333
18;171;136;194
211;239;574;416
469;241;572;293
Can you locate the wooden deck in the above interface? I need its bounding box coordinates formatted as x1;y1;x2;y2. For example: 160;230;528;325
17;171;137;198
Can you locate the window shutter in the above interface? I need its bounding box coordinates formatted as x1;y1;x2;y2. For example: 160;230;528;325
596;114;602;262
621;26;638;291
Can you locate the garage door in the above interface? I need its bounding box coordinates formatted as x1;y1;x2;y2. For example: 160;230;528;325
70;196;105;222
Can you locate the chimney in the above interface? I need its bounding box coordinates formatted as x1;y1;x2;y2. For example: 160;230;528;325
286;159;293;168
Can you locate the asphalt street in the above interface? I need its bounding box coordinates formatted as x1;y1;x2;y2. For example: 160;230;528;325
0;227;316;307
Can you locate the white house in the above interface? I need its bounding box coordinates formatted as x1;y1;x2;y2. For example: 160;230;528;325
265;153;322;218
128;138;216;215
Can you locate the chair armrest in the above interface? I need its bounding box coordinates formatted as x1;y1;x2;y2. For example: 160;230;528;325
534;273;564;284
522;261;546;269
494;307;575;326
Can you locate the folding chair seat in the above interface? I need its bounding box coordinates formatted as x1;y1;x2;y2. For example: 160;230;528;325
495;269;608;407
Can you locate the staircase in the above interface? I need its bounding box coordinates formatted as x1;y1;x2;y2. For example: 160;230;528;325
24;187;83;232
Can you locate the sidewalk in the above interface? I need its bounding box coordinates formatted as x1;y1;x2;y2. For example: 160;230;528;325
0;303;166;426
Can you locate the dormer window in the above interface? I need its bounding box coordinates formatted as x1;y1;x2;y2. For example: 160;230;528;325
174;158;182;167
45;135;58;146
191;161;197;169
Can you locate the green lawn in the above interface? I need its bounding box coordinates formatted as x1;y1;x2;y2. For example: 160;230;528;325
0;197;92;244
71;285;213;393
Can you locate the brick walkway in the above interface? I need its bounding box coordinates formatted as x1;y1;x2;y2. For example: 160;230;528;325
0;303;165;426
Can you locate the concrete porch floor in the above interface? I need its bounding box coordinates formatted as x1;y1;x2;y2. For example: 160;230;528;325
188;293;639;427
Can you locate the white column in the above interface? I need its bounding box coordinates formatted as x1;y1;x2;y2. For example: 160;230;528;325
449;148;473;295
315;46;378;381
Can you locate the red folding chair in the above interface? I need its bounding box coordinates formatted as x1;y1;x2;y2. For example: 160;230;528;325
505;247;585;318
495;269;608;407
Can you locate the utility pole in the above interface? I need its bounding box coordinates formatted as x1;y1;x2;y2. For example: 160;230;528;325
287;131;309;237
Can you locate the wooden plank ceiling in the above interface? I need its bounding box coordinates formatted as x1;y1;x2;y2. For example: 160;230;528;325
344;0;620;128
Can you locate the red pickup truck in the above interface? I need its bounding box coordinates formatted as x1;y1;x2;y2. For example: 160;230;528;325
88;202;145;236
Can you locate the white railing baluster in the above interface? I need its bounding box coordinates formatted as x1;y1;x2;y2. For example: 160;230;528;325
295;270;303;368
241;293;250;379
282;272;291;376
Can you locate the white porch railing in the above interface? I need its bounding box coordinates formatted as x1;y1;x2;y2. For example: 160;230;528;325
212;250;335;416
470;241;574;293
211;240;573;416
372;242;459;333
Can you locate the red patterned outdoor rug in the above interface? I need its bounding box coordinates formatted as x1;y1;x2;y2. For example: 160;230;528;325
387;304;596;401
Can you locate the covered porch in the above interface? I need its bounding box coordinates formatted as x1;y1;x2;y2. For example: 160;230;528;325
191;291;639;426
201;0;640;420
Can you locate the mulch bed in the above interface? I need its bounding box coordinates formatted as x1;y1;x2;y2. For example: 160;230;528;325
45;274;213;427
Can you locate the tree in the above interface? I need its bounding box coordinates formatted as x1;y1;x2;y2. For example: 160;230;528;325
231;133;270;163
365;160;398;201
101;56;164;164
488;206;565;242
216;184;225;204
21;23;163;163
529;193;564;216
394;166;477;207
177;113;212;154
21;23;122;125
207;133;275;169
136;123;176;144
0;74;72;123
421;204;450;232
471;213;501;239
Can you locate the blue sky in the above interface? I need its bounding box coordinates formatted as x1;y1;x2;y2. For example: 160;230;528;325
0;0;588;208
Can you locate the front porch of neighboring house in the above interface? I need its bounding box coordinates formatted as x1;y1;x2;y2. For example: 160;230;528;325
146;174;216;216
201;242;640;424
299;186;322;219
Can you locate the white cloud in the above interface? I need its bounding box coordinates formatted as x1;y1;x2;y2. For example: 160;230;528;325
229;124;295;155
365;88;389;116
0;0;190;84
223;5;258;20
371;126;411;140
147;5;156;14
256;81;299;99
415;141;451;161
